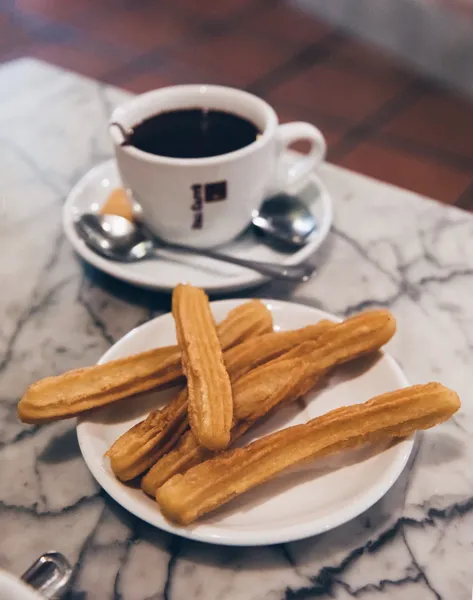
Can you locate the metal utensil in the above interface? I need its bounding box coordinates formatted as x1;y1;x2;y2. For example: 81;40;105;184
21;552;72;598
75;213;315;282
252;193;317;247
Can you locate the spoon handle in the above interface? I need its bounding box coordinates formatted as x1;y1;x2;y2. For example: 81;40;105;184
157;240;316;282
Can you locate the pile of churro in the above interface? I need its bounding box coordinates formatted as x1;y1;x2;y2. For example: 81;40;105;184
18;285;460;526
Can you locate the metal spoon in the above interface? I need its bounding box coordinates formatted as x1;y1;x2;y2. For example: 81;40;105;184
252;193;317;247
21;552;72;598
75;213;315;282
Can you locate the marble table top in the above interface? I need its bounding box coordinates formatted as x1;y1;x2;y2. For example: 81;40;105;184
1;58;472;600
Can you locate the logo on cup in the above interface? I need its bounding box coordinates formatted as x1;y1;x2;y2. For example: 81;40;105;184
191;181;227;229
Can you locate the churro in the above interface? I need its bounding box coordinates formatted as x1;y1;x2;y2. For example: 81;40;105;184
142;357;310;495
156;383;460;524
109;320;333;481
172;285;234;450
101;187;134;221
18;299;272;424
142;309;396;495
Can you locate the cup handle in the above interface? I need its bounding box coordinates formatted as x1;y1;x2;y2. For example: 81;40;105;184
109;122;132;146
276;122;326;191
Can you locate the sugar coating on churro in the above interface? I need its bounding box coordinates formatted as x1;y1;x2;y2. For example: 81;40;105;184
156;383;460;524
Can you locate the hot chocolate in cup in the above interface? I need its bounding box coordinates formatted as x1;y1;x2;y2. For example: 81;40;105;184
110;85;326;249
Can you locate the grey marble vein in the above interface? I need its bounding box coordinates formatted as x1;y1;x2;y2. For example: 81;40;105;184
1;58;472;599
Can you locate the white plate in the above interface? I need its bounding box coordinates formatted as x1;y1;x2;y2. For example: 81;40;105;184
77;298;413;546
63;158;332;293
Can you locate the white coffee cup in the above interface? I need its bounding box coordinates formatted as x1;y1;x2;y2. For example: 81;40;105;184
110;85;326;248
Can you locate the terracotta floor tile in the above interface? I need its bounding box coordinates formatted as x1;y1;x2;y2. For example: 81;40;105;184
455;185;473;211
270;101;350;127
435;0;473;17
338;141;473;204
328;36;413;84
14;0;97;19
0;47;27;64
269;63;410;123
82;7;192;53
110;70;178;94
14;0;136;21
286;125;346;157
381;90;473;161
240;3;332;49
14;42;127;78
0;13;36;49
168;0;258;21
274;105;348;152
114;63;228;94
6;0;473;218
174;32;301;87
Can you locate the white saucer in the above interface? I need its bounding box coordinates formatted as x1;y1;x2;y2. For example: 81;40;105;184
77;299;413;546
63;158;332;293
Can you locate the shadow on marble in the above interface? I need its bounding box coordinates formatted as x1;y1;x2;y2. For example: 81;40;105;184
418;430;465;466
81;261;172;312
84;445;418;582
38;426;81;463
80;254;281;304
75;225;335;305
163;462;413;562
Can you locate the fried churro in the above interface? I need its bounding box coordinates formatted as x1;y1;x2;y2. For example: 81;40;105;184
109;320;333;481
222;321;332;381
173;285;234;450
18;299;272;424
101;187;134;221
141;357;310;495
142;309;396;495
235;308;396;421
156;383;460;524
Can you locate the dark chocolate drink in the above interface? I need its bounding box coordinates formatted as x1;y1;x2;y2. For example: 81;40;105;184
128;108;260;159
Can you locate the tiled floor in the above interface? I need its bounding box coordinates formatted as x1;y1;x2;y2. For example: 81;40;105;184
3;0;473;210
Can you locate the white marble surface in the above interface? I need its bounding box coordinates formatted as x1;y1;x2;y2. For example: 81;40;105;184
1;58;473;599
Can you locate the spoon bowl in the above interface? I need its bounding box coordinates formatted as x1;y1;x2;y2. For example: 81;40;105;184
74;213;316;282
75;213;153;262
252;193;317;247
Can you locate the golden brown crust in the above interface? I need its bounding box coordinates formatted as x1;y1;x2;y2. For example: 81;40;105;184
172;285;234;450
216;300;273;350
223;320;333;380
18;300;272;424
18;346;182;424
142;309;397;495
156;383;460;524
100;187;134;221
236;309;397;421
112;320;333;481
107;388;189;481
141;360;310;494
141;429;208;496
